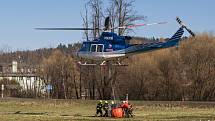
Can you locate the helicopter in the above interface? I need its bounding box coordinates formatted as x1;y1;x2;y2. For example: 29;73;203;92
36;17;195;65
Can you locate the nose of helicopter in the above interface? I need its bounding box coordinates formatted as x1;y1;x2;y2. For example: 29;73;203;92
76;51;92;60
75;51;79;58
76;51;84;58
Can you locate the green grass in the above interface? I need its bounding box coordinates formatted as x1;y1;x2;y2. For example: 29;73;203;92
0;98;215;121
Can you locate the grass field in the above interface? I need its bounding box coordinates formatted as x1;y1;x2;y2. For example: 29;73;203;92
0;98;215;121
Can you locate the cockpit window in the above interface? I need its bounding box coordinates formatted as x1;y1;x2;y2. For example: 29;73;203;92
97;45;103;52
90;45;97;52
80;43;90;51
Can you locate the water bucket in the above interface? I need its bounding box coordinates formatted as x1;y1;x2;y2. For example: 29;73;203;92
112;108;123;118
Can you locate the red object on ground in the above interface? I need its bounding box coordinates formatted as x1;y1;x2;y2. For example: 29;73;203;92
120;102;129;109
112;108;123;118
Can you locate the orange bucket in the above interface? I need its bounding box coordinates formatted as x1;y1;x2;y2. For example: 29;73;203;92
112;108;123;118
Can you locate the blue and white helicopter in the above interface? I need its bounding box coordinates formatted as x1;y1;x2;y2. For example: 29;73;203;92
37;17;195;65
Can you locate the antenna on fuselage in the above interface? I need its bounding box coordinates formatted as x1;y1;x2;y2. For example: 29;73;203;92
104;17;110;31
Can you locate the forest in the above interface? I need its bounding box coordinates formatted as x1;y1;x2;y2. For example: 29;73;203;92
0;34;215;101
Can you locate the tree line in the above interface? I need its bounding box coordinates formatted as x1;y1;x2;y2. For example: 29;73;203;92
37;34;215;101
0;34;215;101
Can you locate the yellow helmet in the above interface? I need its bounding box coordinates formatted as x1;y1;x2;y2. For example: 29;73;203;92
98;100;102;103
111;101;115;104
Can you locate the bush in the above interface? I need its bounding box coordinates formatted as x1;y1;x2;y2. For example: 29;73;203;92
0;78;22;97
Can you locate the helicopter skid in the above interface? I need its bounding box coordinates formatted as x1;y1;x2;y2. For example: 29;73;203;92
77;60;128;66
77;51;125;61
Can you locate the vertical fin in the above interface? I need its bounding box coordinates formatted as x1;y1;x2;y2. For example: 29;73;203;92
168;27;184;41
164;27;184;47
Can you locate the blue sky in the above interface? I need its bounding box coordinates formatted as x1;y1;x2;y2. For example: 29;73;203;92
0;0;214;51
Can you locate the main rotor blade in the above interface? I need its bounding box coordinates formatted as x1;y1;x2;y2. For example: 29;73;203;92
117;22;167;29
35;28;100;30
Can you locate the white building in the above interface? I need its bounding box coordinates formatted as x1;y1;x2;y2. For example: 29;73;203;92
0;61;45;91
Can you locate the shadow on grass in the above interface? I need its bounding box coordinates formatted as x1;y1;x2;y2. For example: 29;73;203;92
14;111;48;115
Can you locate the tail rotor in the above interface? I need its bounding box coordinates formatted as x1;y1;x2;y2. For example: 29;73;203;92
176;17;195;37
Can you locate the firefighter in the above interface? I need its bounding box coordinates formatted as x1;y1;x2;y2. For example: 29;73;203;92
128;103;134;117
120;101;129;118
103;101;109;117
95;100;103;117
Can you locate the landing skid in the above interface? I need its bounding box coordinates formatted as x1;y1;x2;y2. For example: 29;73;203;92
78;61;97;66
77;60;128;66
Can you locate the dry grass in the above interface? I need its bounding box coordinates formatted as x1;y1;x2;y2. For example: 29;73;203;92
0;98;215;121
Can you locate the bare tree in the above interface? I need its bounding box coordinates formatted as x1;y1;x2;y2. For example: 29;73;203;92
108;0;146;35
179;34;215;101
106;1;117;33
40;49;79;99
81;4;90;40
84;0;145;37
88;0;103;38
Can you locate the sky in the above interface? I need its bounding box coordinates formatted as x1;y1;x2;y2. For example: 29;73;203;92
0;0;214;51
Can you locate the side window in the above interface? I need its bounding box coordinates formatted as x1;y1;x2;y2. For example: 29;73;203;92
90;45;97;52
97;45;103;52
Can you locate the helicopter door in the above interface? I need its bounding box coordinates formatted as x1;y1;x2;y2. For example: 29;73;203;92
90;44;97;52
97;44;104;52
90;44;104;52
